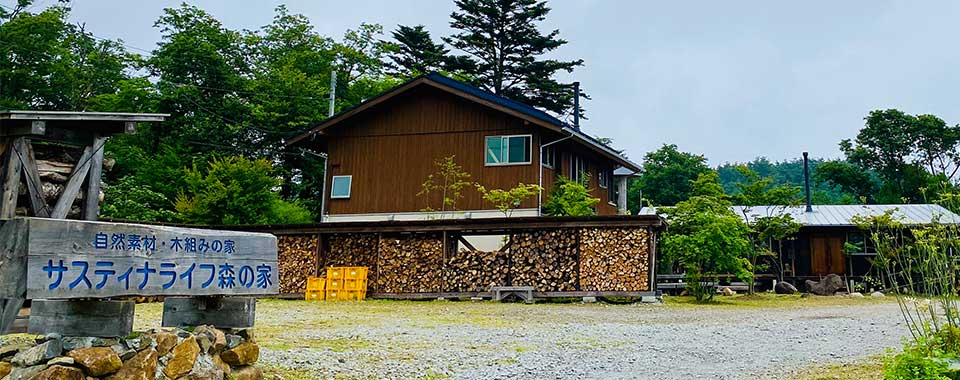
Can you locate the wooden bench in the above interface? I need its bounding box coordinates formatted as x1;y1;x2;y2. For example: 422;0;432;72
492;286;535;304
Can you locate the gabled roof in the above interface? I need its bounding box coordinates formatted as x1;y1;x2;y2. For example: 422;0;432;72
639;204;960;226
286;72;640;171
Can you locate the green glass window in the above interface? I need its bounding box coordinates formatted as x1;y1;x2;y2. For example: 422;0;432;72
485;135;531;165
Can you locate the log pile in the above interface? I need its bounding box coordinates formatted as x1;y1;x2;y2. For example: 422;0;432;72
578;228;651;291
444;245;508;292
508;230;579;291
277;234;318;294
15;146;107;218
376;234;442;293
326;233;380;290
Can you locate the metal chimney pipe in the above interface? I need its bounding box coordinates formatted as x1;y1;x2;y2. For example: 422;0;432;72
803;152;813;212
572;81;580;129
328;70;337;117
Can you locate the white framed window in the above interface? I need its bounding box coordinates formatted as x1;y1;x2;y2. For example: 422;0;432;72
598;170;608;188
330;175;352;199
542;146;556;168
485;135;532;165
570;155;586;183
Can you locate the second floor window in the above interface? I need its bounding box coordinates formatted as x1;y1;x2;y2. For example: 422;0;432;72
570;155;586;183
486;135;531;165
542;146;556;168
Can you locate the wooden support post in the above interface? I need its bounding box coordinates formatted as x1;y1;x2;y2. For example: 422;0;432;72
51;140;100;219
0;137;24;219
20;140;49;217
0;219;27;334
0;297;24;334
162;297;256;329
82;134;106;220
441;230;448;294
29;300;134;337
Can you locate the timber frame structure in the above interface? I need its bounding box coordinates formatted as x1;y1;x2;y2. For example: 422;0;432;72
0;110;167;334
228;215;667;300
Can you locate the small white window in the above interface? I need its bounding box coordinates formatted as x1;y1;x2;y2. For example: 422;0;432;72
599;170;608;188
330;175;352;199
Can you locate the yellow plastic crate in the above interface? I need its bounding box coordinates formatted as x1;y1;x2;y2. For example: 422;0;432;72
326;267;345;281
343;267;368;280
305;290;324;301
327;278;343;291
306;276;325;292
343;279;367;291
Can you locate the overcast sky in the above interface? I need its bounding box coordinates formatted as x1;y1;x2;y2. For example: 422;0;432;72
15;0;960;165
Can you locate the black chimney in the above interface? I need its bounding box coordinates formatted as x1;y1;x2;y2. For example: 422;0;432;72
802;152;813;212
573;81;580;129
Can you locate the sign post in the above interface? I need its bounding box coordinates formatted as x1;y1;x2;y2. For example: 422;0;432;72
0;218;278;336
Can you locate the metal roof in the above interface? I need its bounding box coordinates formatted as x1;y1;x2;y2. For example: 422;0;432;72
638;204;960;226
287;72;641;171
0;110;169;122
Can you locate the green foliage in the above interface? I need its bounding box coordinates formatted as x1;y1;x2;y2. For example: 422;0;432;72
0;2;135;110
417;155;473;214
659;172;753;302
175;156;312;225
840;109;960;203
443;0;585;118
884;327;960;380
383;25;450;77
630;144;712;210
476;183;542;217
717;157;861;204
543;176;599;216
728;166;802;293
100;177;178;222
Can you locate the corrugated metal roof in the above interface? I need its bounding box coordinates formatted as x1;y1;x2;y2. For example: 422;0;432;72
638;204;960;226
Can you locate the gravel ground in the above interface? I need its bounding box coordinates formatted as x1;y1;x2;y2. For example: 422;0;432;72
137;296;906;380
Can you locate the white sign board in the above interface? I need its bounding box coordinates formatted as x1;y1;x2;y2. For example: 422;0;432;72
22;218;278;299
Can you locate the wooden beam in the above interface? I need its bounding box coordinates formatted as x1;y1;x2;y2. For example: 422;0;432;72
19;140;49;217
0;297;24;334
0;120;45;137
50;142;98;219
457;235;478;252
82;134;106;220
0;137;24;218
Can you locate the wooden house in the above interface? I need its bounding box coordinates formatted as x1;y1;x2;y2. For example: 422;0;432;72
287;73;640;222
643;204;960;290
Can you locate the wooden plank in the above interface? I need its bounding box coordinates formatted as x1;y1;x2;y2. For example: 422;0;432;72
82;134;106;220
23;218;279;299
0;137;23;218
28;300;133;337
51;143;97;218
0;219;28;334
20;140;49;217
0;120;45;137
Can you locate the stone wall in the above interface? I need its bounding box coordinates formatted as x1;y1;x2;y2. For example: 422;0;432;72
0;326;262;380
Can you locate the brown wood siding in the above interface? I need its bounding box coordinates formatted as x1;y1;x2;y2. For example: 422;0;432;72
324;86;543;215
544;141;619;215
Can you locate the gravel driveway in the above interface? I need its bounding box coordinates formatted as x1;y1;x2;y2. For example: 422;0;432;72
168;296;903;380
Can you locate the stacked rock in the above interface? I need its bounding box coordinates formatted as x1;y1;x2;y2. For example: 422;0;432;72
0;326;262;380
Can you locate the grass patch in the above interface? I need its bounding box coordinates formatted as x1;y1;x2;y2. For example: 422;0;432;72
663;293;893;309
792;358;884;380
262;336;371;352
261;365;318;380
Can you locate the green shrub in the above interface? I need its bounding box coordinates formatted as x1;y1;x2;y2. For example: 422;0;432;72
543;175;599;216
884;327;960;380
175;156;313;225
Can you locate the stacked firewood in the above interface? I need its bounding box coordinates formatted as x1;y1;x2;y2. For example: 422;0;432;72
377;234;442;293
578;228;651;291
15;147;107;218
508;230;579;291
444;247;508;292
326;233;380;290
277;235;318;294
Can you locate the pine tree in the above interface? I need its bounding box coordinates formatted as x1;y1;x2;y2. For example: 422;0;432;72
384;25;449;77
443;0;585;117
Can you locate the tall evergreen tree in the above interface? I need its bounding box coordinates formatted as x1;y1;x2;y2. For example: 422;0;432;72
443;0;584;117
384;25;449;77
